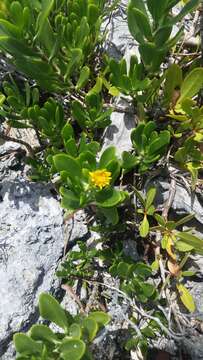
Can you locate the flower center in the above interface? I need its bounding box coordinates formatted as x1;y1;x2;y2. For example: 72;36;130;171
89;169;112;190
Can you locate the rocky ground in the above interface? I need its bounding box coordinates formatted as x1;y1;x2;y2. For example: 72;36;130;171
0;2;203;359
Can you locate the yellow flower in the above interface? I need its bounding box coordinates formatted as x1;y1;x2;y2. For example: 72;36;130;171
89;169;112;190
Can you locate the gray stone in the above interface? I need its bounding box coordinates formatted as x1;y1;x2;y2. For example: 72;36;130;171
123;239;139;261
103;0;135;60
102;105;136;157
0;158;64;358
149;178;203;225
180;336;203;360
64;210;90;247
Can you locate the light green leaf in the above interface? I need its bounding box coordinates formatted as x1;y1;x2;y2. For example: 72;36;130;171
76;66;90;90
88;311;111;326
147;0;169;22
164;64;182;103
99;207;119;225
176;283;195;312
35;0;54;40
145;187;156;210
53;154;81;177
178;68;203;104
14;333;43;356
99;146;116;168
60;339;86;360
175;241;194;252
39;293;69;331
82;318;98;341
30;324;58;343
96;188;123;208
69;324;82;339
0;93;6;106
130;8;152;41
176;232;203;253
139;215;149;238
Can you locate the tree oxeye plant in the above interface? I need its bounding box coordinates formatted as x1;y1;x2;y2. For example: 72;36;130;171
14;292;111;360
0;0;202;359
52;126;128;224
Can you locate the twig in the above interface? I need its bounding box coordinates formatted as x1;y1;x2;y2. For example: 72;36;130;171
61;284;85;313
200;1;203;66
162;178;176;221
84;279;183;339
0;133;35;158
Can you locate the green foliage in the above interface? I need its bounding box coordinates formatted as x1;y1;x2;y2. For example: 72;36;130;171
106;56;150;97
110;259;158;303
71;92;112;130
0;0;202;357
14;292;111;360
134;187;156;237
0;0;106;92
122;121;170;173
0;79;65;145
52;127;127;223
127;0;200;71
57;241;99;283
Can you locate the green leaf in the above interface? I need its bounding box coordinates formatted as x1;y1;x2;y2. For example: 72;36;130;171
155;26;172;46
176;232;203;253
145;187;156;210
131;123;145;152
147;0;169;22
122;151;139;172
134;262;152;277
181;271;196;277
154;214;166;226
10;1;24;28
14;333;43;356
88;311;111;326
60;339;86;360
0;93;5;106
60;188;81;210
65;138;78;157
175;240;194;252
88;4;100;27
176;283;195;312
72;100;89;129
178;68;203;104
35;0;54;40
109;86;120;96
141;283;155;298
0;19;21;38
175;213;195;228
61;123;74;141
117;262;130;278
69;324;82;339
99;146;116;168
130;8;152;41
76;66;90;90
139;215;149;238
39;293;69;331
127;1;146;43
82;318;98;341
30;324;57;343
96;188;123;208
99;206;119;225
133;188;145;207
139;42;156;66
88;77;103;95
171;0;200;24
164;64;182;103
148;130;170;154
66;48;83;79
53;154;81;177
